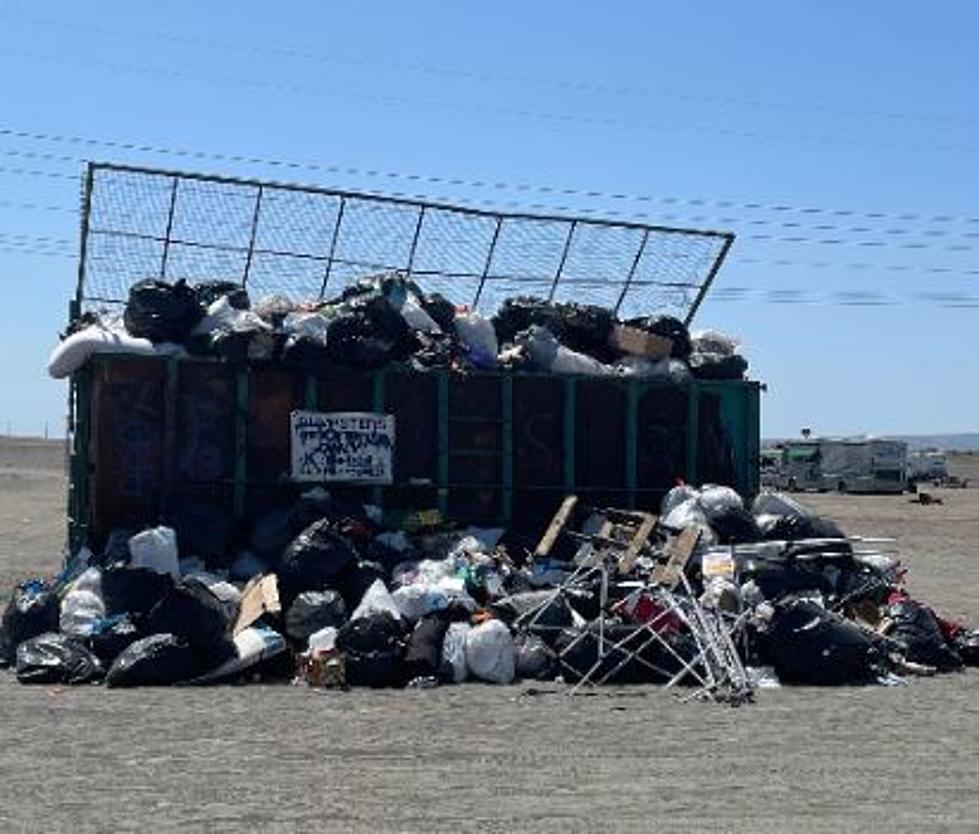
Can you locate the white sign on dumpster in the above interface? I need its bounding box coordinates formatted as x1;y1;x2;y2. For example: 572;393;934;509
290;410;395;484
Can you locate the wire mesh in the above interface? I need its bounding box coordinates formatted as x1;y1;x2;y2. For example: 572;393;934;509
77;162;734;321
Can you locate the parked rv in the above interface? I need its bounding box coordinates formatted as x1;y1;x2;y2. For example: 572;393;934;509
778;438;907;494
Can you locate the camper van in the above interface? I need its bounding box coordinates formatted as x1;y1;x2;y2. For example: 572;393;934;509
778;438;907;494
907;450;948;485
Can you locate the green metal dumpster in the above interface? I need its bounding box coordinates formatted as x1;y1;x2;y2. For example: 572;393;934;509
65;162;757;549
68;355;760;548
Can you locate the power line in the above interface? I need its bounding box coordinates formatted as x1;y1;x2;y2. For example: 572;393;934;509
2;125;978;230
6;46;979;159
3;9;975;130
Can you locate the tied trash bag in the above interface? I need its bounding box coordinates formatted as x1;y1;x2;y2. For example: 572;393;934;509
760;598;884;685
193;280;250;310
60;567;106;637
439;621;471;684
887;599;963;672
514;633;557;681
128;526;180;578
87;614;142;666
123;278;203;344
464;619;515;684
752;491;847;541
101;566;175;618
16;633;103;685
0;580;59;666
699;485;760;544
278;519;358;607
106;634;202;687
336;611;407;688
493;297;614;358
146;582;234;661
404;616;451;681
284;590;347;642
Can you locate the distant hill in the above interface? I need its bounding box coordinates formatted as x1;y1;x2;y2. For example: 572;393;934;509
890;433;979;452
764;433;979;452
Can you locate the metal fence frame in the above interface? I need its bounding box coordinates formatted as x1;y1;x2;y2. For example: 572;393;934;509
73;161;734;325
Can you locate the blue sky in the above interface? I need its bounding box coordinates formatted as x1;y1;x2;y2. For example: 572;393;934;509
0;1;976;438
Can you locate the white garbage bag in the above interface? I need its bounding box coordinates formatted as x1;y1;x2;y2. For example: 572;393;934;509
698;485;744;515
60;567;106;637
350;579;402;622
391;584;449;622
128;526;180;578
440;622;471;683
464;619;515;684
661;484;700;516
454;312;498;360
47;324;156;379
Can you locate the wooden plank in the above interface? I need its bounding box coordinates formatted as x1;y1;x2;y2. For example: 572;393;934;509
617;512;658;575
534;495;578;559
651;526;702;589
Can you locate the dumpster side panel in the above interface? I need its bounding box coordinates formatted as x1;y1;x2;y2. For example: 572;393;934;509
77;357;761;542
90;357;166;544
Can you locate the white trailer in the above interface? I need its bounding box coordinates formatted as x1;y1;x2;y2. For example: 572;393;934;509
778;438;907;494
907;450;948;484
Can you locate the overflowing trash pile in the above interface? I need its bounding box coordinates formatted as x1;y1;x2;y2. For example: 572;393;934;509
48;274;748;381
2;486;976;698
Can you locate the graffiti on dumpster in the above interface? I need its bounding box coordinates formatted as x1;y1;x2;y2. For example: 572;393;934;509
290;410;395;484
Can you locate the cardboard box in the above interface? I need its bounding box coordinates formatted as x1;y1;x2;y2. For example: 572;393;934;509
608;325;673;359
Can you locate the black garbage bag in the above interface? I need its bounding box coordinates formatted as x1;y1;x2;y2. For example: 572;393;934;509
0;580;60;666
887;600;963;672
760;598;884;685
284;590;347;642
280;336;331;372
755;513;847;542
404;615;450;680
249;491;333;561
87;614;142;666
106;634;203;687
736;552;836;600
955;629;979;667
421;292;457;332
704;506;761;544
324;311;401;369
277;519;359;608
493;297;614;358
555;624;698;685
689;353;748;381
333;560;386;612
123;278;203;344
514;633;558;681
336;611;407;688
193;280;250;310
101;566;175;619
15;633;104;685
752;491;847;542
146;582;234;662
624;315;692;360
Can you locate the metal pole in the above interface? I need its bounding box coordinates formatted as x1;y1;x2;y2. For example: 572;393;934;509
241;185;264;288
684;234;735;327
319;196;346;298
405;206;426;277
613;229;650;315
159;176;179;280
472;217;503;309
546;220;577;302
73;163;95;321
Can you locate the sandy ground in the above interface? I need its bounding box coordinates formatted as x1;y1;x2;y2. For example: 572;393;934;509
0;438;977;833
